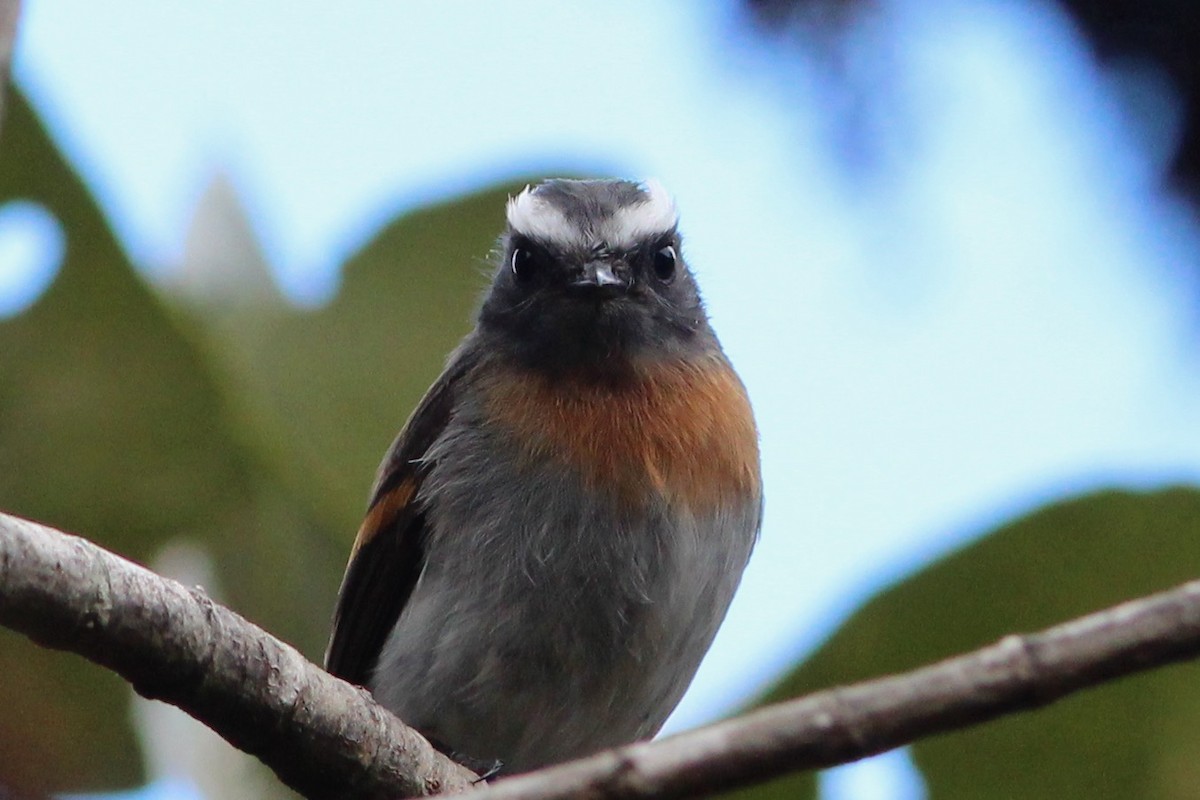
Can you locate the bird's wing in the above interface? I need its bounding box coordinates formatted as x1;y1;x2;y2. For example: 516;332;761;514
324;345;477;686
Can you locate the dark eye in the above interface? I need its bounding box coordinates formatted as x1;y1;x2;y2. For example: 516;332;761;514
510;247;535;281
652;245;677;282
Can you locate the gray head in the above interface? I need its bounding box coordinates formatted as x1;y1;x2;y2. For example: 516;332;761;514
478;178;715;374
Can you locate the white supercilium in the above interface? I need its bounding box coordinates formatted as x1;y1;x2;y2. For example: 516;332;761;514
506;180;678;249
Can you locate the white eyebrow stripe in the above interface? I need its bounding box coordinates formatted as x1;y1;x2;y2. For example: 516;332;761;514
505;179;678;249
505;186;586;248
602;179;678;248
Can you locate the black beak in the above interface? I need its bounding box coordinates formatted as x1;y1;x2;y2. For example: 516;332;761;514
571;260;627;292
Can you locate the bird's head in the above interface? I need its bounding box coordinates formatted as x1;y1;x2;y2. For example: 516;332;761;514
478;178;715;374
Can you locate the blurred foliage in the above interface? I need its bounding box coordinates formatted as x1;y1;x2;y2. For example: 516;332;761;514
725;487;1200;800
0;87;341;793
194;186;502;533
0;84;519;795
1050;0;1200;200
2;49;1200;800
743;0;1200;216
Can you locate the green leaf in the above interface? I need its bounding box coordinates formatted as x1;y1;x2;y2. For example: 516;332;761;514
725;487;1200;800
193;180;530;534
0;88;339;794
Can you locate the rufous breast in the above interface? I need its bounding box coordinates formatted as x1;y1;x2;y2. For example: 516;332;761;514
483;355;760;511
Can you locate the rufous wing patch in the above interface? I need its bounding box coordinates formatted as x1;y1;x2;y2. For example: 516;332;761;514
484;355;760;511
351;477;417;558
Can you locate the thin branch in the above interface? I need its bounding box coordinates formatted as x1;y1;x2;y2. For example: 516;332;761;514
4;509;1200;800
0;511;476;800
477;578;1200;800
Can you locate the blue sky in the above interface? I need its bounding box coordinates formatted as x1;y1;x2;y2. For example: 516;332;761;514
9;1;1200;797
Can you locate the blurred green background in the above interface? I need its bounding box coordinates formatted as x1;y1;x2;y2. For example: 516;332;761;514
2;2;1200;799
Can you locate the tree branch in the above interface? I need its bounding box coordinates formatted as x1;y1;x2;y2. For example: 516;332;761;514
0;511;476;800
479;578;1200;800
4;509;1200;800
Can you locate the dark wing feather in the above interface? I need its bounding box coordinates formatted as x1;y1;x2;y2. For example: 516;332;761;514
324;345;477;686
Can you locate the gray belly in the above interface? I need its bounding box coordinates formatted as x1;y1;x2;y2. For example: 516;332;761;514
369;419;756;771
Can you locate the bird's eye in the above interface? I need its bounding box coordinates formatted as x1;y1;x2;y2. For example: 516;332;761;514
653;245;677;282
510;247;535;281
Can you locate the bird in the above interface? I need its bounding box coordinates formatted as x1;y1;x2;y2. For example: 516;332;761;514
324;178;762;774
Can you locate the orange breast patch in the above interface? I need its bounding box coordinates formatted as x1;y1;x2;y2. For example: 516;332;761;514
483;355;760;511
